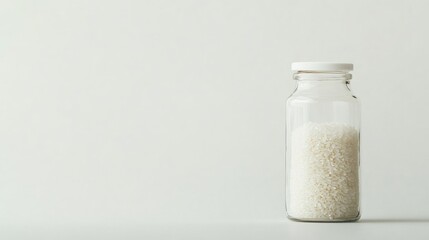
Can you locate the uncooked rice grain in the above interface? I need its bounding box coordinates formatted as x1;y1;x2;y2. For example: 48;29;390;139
289;122;359;220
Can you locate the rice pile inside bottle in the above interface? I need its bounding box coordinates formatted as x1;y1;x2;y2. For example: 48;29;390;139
289;122;359;220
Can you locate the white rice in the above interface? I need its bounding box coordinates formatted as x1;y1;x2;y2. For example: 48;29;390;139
288;122;359;220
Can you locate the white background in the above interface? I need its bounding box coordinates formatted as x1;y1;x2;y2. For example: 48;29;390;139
1;0;429;239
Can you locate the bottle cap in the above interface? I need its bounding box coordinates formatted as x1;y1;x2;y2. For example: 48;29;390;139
292;62;353;72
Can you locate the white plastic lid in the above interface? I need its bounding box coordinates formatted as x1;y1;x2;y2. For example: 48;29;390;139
291;62;353;72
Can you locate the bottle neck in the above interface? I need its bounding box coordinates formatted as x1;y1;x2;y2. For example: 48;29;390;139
293;71;352;95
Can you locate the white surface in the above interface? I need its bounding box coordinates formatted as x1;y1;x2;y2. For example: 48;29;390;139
1;0;429;238
1;220;429;240
291;62;353;72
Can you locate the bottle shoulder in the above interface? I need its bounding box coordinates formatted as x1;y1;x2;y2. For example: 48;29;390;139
287;91;359;104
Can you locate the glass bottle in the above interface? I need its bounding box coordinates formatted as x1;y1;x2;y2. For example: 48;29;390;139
286;62;360;222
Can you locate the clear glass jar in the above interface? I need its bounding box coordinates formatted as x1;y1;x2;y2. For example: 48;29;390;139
286;62;360;222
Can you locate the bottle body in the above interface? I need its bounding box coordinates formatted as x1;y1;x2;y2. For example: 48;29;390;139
286;70;360;222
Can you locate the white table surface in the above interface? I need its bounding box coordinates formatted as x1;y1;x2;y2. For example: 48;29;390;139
2;218;429;240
